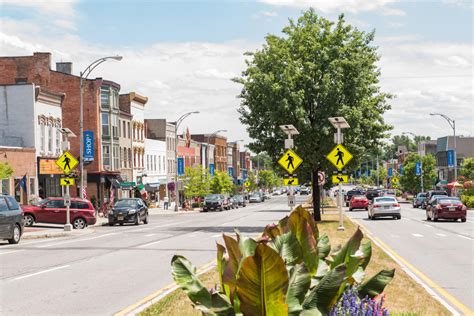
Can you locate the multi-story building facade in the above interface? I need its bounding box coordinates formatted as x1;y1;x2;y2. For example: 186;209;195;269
0;83;64;201
118;109;133;198
436;136;474;182
144;138;167;201
191;134;227;172
120;93;147;186
239;150;252;180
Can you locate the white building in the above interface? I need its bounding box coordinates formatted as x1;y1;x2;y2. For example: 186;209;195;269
144;138;167;201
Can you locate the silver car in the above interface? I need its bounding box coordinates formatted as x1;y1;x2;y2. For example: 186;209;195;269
368;197;401;220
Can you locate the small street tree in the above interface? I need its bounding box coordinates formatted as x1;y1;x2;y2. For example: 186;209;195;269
183;165;211;200
245;171;258;192
258;170;280;190
234;9;392;220
460;157;474;181
399;153;437;193
0;161;14;180
210;171;234;194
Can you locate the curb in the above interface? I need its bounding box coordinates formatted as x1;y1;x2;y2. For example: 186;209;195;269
22;226;97;240
346;216;471;316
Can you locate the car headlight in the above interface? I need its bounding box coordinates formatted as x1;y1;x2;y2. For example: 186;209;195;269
128;209;137;214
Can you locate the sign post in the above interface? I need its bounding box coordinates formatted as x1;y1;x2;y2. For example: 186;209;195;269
56;148;79;231
279;125;300;211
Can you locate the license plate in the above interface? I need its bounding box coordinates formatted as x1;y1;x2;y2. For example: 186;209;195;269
118;215;124;220
449;207;455;211
383;206;390;209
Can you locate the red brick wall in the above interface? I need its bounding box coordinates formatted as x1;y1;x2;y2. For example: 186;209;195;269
0;148;36;177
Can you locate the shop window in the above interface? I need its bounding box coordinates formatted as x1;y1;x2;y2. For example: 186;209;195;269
103;145;110;168
102;113;110;136
1;179;10;195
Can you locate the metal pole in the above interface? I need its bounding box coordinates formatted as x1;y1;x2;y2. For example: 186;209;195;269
65;185;71;230
79;74;84;198
337;127;344;231
174;124;179;212
376;153;379;187
453;120;457;181
421;160;424;193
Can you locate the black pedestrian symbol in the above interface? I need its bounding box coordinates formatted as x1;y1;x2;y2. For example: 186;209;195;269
335;148;344;166
337;176;344;182
63;156;71;171
286;153;295;170
288;179;294;184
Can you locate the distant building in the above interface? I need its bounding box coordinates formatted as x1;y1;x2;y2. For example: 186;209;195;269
144;138;167;201
436;136;474;182
118;109;133;198
418;140;437;157
191;134;227;172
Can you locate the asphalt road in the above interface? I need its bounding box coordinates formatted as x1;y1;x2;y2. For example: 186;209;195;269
345;202;474;313
0;195;301;315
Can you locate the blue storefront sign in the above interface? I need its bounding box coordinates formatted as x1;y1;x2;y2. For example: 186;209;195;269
242;169;248;180
388;167;393;177
209;163;215;176
415;162;421;176
356;170;361;178
228;167;234;178
447;150;454;168
83;131;94;161
177;157;184;176
399;164;403;175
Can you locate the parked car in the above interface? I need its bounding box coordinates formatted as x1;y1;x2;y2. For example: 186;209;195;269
368;197;401;220
22;197;96;229
421;190;447;209
108;198;148;226
249;193;263;203
365;189;381;201
203;194;225;212
300;186;311;195
272;189;282;196
413;192;428;208
264;192;272;200
222;195;232;210
229;197;239;209
0;194;24;244
349;195;369;211
345;189;364;206
426;197;467;222
233;195;247;207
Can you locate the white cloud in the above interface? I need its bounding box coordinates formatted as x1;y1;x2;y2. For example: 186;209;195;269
261;10;278;17
2;0;78;18
193;68;237;80
52;19;78;31
257;0;405;15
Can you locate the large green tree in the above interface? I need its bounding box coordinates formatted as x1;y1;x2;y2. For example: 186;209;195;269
0;162;14;180
183;165;211;199
234;10;392;219
210;171;234;194
460;157;474;181
399;153;437;193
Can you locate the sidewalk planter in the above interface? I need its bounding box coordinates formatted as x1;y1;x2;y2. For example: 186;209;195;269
171;206;394;316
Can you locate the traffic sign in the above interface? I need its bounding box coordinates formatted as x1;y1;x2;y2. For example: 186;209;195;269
318;171;325;185
55;151;78;174
391;176;399;185
60;178;75;186
278;149;303;174
332;174;348;184
244;181;251;188
288;195;295;207
283;178;299;186
326;144;353;170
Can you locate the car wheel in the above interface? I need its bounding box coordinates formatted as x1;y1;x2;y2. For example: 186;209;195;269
23;214;35;227
119;222;124;226
219;207;224;212
135;214;140;225
397;216;401;220
73;217;86;229
461;218;466;222
349;208;352;212
144;214;149;224
426;213;431;221
108;221;115;226
8;224;21;244
433;212;438;222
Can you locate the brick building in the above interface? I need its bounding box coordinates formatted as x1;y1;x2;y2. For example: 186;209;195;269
191;134;227;172
0;147;36;204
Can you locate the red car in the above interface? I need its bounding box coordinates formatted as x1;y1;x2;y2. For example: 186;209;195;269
22;197;96;229
426;197;467;222
349;195;369;211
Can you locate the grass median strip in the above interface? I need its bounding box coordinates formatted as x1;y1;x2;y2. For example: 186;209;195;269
139;213;450;316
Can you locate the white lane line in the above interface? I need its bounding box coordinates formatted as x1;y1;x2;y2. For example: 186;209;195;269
137;240;162;248
211;234;221;238
390;234;400;238
457;235;473;240
14;265;70;281
0;250;25;256
412;233;424;238
423;224;433;228
38;232;119;248
436;233;447;237
145;233;156;237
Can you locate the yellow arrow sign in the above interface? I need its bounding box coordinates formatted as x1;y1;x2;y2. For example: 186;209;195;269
60;177;75;186
283;178;299;186
244;181;251;188
55;151;79;174
278;149;303;174
326;144;353;170
332;174;348;184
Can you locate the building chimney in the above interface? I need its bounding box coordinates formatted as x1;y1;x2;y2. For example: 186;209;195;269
56;62;73;74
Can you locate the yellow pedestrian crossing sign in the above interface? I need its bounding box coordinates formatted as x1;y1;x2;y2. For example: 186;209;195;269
55;151;78;174
391;176;399;184
326;144;353;170
278;149;303;174
244;181;251;188
60;178;75;186
332;174;348;184
283;178;299;186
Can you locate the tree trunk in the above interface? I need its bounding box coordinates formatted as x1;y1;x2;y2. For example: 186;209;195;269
312;169;321;221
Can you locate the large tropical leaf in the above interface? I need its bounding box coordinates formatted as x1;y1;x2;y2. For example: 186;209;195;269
263;223;282;240
358;269;395;298
171;255;212;309
271;232;303;266
288;206;319;241
302;264;347;314
359;241;372;269
330;227;363;268
236;243;289;316
216;243;228;294
222;234;243;302
238;235;257;259
286;264;311;316
317;234;331;259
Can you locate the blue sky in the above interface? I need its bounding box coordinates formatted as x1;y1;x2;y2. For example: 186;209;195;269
0;0;472;142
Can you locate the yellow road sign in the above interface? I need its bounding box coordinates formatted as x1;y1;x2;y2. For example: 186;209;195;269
391;176;399;184
326;144;353;170
244;181;251;188
332;174;348;184
278;149;303;174
55;151;79;174
60;177;75;186
283;178;299;186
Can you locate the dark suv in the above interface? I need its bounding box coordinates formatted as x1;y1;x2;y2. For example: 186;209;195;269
345;189;364;206
0;194;24;244
421;190;447;209
203;194;225;212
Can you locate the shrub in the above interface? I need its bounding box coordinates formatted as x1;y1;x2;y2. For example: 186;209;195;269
461;195;474;208
329;286;389;316
171;206;395;316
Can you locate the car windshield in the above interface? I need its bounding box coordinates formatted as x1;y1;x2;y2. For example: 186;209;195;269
353;195;366;199
205;194;220;201
374;197;397;203
234;195;243;201
417;193;427;198
114;199;138;208
438;198;461;204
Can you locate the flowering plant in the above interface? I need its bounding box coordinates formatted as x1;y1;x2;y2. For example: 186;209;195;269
329;286;389;316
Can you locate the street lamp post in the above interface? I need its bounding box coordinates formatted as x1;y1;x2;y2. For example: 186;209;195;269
403;131;424;192
174;111;199;212
430;113;457;182
79;56;122;199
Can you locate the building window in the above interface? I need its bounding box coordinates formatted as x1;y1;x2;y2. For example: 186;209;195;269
112;115;119;138
122;121;126;138
1;179;10;195
48;125;53;152
127;122;130;138
154;156;157;171
103;145;110;168
40;124;45;152
102;113;110;136
56;128;61;155
100;88;110;109
113;145;119;170
111;89;119;110
128;148;132;168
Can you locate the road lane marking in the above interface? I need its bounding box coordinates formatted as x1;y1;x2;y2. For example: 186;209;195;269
436;233;447;237
211;234;221;238
423;224;433;228
350;217;470;316
14;265;70;281
145;234;156;237
0;250;24;256
38;233;119;248
457;235;472;240
412;233;424;238
137;240;162;248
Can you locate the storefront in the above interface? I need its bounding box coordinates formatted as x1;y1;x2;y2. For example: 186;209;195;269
0;147;36;204
37;158;63;198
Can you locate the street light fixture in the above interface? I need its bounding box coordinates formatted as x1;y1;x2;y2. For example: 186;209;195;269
174;111;200;212
79;55;122;199
430;113;457;181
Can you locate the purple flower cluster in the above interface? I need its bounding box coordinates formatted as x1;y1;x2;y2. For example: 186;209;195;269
329;287;389;316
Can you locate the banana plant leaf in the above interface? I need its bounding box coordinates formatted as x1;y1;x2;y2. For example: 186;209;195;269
222;234;243;302
236;243;289;316
238;235;257;259
271;232;303;266
216;243;229;296
286;264;311;316
263;223;282;240
317;234;331;259
330;227;363;268
359;241;372;269
288;210;319;275
288;206;319;241
358;269;395;298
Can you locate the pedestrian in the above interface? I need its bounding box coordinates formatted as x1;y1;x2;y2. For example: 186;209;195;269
163;196;169;210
